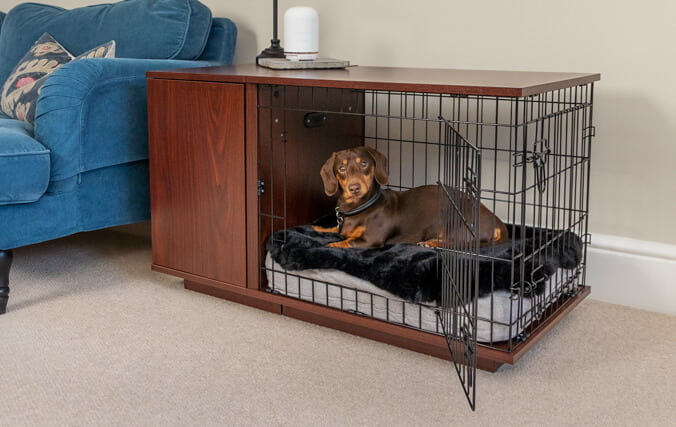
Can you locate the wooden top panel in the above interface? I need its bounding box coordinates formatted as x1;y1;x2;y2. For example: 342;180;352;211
147;64;600;97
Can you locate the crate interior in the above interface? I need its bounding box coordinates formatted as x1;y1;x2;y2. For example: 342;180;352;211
258;84;593;351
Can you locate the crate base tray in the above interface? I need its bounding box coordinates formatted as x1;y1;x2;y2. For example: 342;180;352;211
175;271;591;372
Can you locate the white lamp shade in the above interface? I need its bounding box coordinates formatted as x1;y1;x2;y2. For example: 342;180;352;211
284;7;319;61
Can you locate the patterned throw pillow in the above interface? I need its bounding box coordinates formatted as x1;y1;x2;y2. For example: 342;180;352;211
0;32;115;123
0;33;71;120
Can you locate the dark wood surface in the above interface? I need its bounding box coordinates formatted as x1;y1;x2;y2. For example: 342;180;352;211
147;64;600;97
148;79;247;287
255;85;365;288
245;84;260;289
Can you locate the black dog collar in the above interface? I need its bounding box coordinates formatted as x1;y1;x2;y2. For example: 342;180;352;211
335;189;383;231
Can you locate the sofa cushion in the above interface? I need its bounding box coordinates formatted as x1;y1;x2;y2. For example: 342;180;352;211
0;118;50;205
1;33;116;123
0;0;213;84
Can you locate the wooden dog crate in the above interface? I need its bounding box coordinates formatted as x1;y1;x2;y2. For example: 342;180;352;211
147;65;599;409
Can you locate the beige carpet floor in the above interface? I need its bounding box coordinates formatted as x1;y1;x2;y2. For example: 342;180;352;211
1;224;675;426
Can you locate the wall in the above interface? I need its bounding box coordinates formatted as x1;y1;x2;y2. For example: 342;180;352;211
2;0;674;314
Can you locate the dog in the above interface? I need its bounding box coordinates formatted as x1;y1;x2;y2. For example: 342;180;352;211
312;146;509;249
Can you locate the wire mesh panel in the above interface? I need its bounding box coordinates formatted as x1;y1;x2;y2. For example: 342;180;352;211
436;121;481;410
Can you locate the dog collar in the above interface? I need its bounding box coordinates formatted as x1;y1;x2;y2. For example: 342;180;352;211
335;189;383;230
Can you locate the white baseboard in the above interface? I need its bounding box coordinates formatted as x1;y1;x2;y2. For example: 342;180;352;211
587;234;676;315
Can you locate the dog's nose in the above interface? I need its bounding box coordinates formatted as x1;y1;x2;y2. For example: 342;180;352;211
348;183;361;195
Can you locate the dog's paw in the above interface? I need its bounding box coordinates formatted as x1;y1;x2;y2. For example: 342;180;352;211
328;240;352;248
312;225;340;234
417;239;441;248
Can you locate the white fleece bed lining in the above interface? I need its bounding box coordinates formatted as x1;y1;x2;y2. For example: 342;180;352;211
265;253;571;343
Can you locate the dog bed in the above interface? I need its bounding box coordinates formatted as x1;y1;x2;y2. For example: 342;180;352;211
265;220;583;342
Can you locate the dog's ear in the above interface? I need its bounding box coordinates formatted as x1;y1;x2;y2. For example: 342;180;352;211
320;152;339;196
365;147;389;186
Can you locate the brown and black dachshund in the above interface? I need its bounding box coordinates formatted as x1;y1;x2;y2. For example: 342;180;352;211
313;146;509;249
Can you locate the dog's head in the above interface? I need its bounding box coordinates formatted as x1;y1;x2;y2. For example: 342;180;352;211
320;147;388;202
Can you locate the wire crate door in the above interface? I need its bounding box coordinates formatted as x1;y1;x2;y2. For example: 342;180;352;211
437;120;481;411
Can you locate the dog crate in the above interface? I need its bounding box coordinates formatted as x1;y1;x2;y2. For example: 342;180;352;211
256;72;596;409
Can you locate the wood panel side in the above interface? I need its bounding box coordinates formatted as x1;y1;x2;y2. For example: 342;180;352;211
245;83;260;289
148;79;247;287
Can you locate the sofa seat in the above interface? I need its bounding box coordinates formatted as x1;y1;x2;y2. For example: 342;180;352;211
0;118;49;205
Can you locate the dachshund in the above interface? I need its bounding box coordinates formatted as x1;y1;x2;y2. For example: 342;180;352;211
312;146;509;249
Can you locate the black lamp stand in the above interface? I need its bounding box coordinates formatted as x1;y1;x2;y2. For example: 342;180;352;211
256;0;285;64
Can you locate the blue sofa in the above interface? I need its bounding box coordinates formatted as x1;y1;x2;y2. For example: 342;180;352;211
0;0;237;314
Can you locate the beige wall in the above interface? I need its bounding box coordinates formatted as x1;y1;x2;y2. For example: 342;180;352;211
4;0;676;245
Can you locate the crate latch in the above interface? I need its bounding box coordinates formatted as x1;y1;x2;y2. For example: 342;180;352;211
513;138;551;193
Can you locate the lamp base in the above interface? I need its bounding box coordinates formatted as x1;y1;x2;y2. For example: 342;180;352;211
256;39;285;65
258;57;351;70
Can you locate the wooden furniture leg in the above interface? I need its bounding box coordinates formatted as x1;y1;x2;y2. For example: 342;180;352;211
0;249;12;314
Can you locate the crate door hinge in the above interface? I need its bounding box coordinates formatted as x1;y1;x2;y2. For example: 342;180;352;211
584;126;596;139
257;180;265;196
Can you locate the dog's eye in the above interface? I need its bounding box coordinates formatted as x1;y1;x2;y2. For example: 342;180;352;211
338;166;346;174
360;161;368;168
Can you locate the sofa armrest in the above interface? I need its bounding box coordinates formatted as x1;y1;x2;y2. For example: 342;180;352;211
34;57;219;181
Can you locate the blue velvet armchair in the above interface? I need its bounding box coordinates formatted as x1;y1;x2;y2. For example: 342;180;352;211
0;0;237;314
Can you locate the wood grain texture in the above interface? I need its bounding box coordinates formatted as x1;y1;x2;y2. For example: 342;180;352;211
148;64;600;97
148;79;246;287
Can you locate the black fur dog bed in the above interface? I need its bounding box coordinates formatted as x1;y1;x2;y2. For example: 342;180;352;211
266;215;582;304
